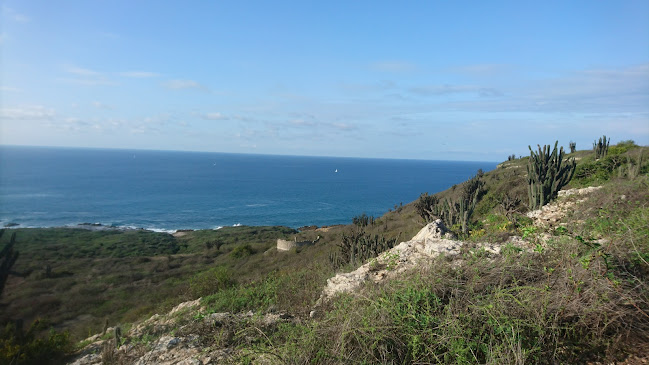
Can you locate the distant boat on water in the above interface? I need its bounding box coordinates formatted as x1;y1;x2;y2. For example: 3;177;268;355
335;169;338;173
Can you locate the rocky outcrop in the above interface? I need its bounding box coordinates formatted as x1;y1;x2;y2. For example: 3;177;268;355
68;299;296;365
314;219;510;308
527;186;602;227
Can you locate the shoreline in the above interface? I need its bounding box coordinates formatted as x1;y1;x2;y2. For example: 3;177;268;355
1;221;348;234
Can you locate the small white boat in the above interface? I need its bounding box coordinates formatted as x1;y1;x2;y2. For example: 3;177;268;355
335;169;338;173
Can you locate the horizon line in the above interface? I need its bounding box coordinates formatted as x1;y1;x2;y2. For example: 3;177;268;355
0;143;502;164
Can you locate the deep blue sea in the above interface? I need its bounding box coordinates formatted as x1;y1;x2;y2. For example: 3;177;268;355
0;146;497;231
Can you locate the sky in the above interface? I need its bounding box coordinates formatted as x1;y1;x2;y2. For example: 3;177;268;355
1;1;648;161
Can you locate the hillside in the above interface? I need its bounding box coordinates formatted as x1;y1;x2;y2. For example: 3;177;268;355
2;139;648;364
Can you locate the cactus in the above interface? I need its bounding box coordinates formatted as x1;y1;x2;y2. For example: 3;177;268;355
415;193;439;222
500;193;521;221
593;135;610;159
336;230;397;267
458;175;483;235
114;326;122;348
569;141;576;153
0;230;19;297
527;141;576;210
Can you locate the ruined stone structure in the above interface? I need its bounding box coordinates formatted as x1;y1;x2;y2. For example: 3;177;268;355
276;236;320;251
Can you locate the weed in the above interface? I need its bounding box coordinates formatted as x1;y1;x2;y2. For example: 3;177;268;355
521;226;537;240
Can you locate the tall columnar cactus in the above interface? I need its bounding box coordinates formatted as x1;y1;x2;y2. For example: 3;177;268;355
527;141;576;210
456;173;484;234
337;230;397;267
593;135;610;159
569;141;576;153
0;230;19;297
415;193;439;222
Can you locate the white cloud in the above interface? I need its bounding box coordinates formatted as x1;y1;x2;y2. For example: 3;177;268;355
3;7;30;22
92;101;114;110
0;105;55;120
64;65;101;76
290;119;316;127
409;84;502;97
437;63;649;114
330;122;356;131
1;86;21;92
118;71;160;78
162;79;208;91
339;80;396;93
370;61;416;73
61;65;116;86
98;31;119;39
59;78;117;86
448;64;512;75
200;112;228;120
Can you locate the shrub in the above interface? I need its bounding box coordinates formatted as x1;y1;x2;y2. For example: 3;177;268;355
230;244;254;259
0;321;72;365
188;266;235;298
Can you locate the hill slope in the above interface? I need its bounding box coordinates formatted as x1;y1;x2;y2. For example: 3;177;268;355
65;141;649;364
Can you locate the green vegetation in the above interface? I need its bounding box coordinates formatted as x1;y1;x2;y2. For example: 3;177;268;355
329;230;398;268
351;213;376;227
572;144;647;187
414;193;438;223
527;141;576;210
0;225;298;342
593;134;610;159
0;320;72;365
1;138;648;364
0;230;19;296
415;172;485;236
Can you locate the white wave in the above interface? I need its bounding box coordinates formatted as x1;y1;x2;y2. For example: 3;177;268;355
146;227;178;234
233;223;242;227
213;226;223;230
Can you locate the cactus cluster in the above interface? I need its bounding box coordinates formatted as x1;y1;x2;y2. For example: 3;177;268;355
618;150;646;179
415;193;439;222
500;193;521;221
593;135;610;159
507;154;517;161
329;230;397;268
352;213;375;227
569;141;576;153
0;230;19;297
527;141;576;211
416;173;484;235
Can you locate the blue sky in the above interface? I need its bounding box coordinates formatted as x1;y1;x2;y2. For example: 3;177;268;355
1;1;648;161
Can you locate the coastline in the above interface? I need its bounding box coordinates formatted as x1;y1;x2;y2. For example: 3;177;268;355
1;221;348;234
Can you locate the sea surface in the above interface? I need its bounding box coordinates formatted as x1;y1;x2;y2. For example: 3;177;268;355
0;146;497;231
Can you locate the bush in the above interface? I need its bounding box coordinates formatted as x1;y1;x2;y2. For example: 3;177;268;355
230;244;254;259
0;321;72;365
188;266;235;298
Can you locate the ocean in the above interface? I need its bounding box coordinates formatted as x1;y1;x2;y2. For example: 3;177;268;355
0;146;497;231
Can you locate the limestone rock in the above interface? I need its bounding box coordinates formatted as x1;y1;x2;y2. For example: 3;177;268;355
315;220;518;306
528;186;602;228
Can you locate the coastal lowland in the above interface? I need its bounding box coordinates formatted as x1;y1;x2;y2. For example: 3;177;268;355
1;138;648;364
